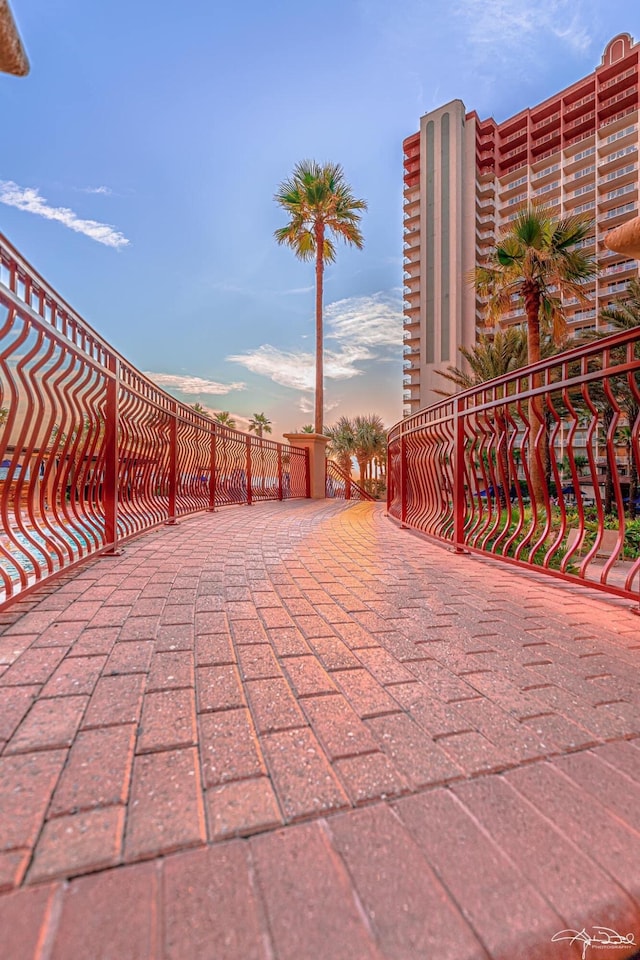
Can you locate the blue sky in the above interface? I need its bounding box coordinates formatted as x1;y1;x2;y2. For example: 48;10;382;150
1;0;637;437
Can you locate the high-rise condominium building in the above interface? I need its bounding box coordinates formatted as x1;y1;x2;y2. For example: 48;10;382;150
403;33;640;415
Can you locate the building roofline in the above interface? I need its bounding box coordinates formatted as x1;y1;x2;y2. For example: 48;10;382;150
406;34;639;141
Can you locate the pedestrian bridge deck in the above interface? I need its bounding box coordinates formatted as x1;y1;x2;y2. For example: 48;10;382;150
0;500;638;960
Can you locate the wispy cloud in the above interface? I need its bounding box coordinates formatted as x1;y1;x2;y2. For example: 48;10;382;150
456;0;592;59
144;372;246;395
298;395;339;415
80;185;113;196
227;291;403;392
0;181;129;249
326;290;404;352
281;285;315;296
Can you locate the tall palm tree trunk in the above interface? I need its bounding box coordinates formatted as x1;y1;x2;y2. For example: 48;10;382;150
315;223;324;435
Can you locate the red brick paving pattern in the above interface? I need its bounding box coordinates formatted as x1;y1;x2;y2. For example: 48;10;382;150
0;499;639;958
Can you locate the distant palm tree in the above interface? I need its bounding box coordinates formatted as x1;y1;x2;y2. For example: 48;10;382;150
300;424;315;433
473;205;597;504
437;329;563;504
353;414;386;487
274;161;367;434
248;413;272;493
191;402;211;419
214;411;236;430
248;413;272;439
325;416;356;477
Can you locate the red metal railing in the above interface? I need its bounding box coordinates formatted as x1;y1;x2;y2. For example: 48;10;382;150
325;459;375;501
0;233;309;605
388;326;640;604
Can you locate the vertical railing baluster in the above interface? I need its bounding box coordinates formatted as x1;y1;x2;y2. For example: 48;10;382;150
104;355;120;551
246;434;252;506
277;445;283;501
400;429;407;528
208;424;216;512
166;400;178;524
454;395;466;553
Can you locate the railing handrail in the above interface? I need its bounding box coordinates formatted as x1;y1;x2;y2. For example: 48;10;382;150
387;325;640;605
389;324;640;442
0;232;306;457
0;235;311;606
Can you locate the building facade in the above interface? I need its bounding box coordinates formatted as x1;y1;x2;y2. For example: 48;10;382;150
403;33;640;414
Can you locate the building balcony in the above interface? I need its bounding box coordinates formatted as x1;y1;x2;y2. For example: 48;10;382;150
600;66;636;92
600;201;637;229
532;180;560;199
598;164;637;189
564;130;595;150
598;187;637;212
531;162;560;183
598;86;638;120
501;143;528;162
600;258;637;277
532;111;560;132
600;112;638;139
571;163;596;183
563;91;595;119
565;110;595;131
531;131;561;156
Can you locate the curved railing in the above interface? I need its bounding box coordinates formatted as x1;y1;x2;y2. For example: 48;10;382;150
388;327;640;603
0;233;309;605
325;459;375;501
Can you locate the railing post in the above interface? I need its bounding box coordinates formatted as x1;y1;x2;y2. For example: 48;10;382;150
165;401;178;525
208;424;216;512
246;435;252;505
453;396;466;553
346;472;351;500
400;430;407;528
305;449;311;499
277;445;283;501
103;356;122;552
386;444;392;516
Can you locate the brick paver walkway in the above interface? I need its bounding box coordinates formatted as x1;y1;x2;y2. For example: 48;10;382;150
0;500;639;960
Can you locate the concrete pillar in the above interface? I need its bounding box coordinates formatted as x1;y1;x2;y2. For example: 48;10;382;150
283;433;330;499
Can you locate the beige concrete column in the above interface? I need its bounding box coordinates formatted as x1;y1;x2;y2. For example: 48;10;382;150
283;433;330;499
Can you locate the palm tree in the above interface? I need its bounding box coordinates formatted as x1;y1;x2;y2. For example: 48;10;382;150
353;414;386;489
214;411;236;430
300;424;315;433
436;329;530;501
248;413;272;439
434;328;529;395
473;205;597;504
191;403;211;419
248;413;272;493
274;161;367;434
325;416;357;477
